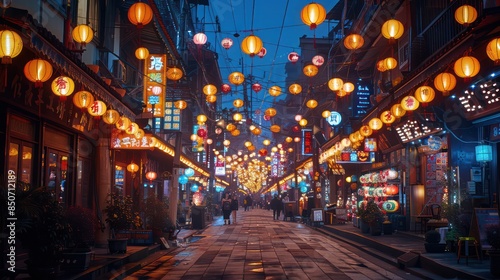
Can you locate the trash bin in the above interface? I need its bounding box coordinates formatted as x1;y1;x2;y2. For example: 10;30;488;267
191;206;206;229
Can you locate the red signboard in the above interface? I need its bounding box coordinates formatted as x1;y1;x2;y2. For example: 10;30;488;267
303;129;313;155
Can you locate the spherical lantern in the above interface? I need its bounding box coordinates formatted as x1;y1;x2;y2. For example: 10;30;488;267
433;72;457;96
174;100;187;110
454;5;477;26
202;84;217;96
270;125;281;133
295;115;302;122
299;118;308;127
288;52;300;63
73;90;94;110
454;55;480;81
226;123;236;132
151;86;162;96
145;171;157;182
51;76;75;101
233;99;244;108
128;2;153;28
328;78;344;91
380;110;396;126
87;100;107;119
230;129;240;136
221;83;232;93
312;55;324;66
301;2;326;29
251;83;262;93
306;99;318;109
486;38;500;65
369;117;383;131
233;112;243;122
72;24;94;46
344;33;364;50
321;110;331;118
257;47;267;58
400;95;420;112
359;125;372;137
116;116;131;130
135;128;145;139
178;175;188;184
343;82;355;93
303;64;318;77
341;138;351;148
197;114;207;124
135;47;149;60
228;71;245;86
241;35;263;57
381;19;404;43
414;85;435;106
390;103;406;118
102;109;119;124
376;60;387;72
193;32;207;45
166;66;183;81
127;162;139;174
265;107;277;117
221;38;233;49
23;59;53;88
337;89;347;97
125;122;139;135
268;85;282;97
383;57;397;70
197;128;207;138
289;83;302;95
0;30;23;64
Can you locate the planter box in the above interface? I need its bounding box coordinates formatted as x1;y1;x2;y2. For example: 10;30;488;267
116;230;154;245
61;251;92;271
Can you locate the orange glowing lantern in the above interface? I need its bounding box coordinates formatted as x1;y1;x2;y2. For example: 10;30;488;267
126;122;139;135
289;83;302;95
166;66;183;81
390;103;406;118
265;108;277;117
233;99;244;108
226;123;236;132
301;2;326;29
303;64;318;77
87;100;107;119
116;116;131;130
135;47;149;60
400;96;420;112
233;112;243;122
454;5;477;26
344;33;364;50
24;59;53;88
251;127;261;135
454;55;480;81
270;125;281;133
174;100;187;110
206;95;217;103
73;90;94;110
203;84;217;96
306;99;318;109
241;35;263;57
268;85;282;97
377;60;387;72
128;2;153;28
51;76;75;101
381;19;404;44
369;117;383;131
383;57;397;70
228;72;245;86
145;171;157;182
102;109;119;124
359;125;372;137
72;24;94;47
299;118;308;127
0;30;23;64
434;72;457;96
380;110;396;126
343;82;355;94
328;78;344;91
414;85;435;106
486;38;500;65
231;129;240;136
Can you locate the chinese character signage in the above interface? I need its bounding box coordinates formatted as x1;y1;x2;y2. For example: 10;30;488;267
163;102;181;130
143;54;166;117
110;128;154;149
303;129;313;156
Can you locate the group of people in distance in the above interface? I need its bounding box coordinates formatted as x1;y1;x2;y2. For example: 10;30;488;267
270;194;289;220
221;193;253;225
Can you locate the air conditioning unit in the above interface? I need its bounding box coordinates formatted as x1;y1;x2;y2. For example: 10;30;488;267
112;60;126;83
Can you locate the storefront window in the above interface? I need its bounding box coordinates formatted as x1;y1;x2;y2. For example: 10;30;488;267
8;141;34;185
115;165;125;195
46;149;69;204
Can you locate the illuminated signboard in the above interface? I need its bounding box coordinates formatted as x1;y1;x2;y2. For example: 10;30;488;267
143;54;166;117
352;81;373;117
163;102;181;130
110;128;153;149
302;129;313;156
364;138;377;152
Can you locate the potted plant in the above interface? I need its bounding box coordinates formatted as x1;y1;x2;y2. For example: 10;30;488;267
424;229;446;253
486;223;500;277
445;227;460;252
61;206;96;271
104;192;133;253
356;203;370;233
17;186;71;278
360;200;383;236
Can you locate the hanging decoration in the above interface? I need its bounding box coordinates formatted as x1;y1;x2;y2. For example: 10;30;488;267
454;55;480;81
221;38;233;49
414;85;435;106
289;83;302;95
135;47;149;60
312;55;324;66
128;2;153;28
0;29;23;64
51;76;75;101
241;34;263;57
344;33;364;50
257;47;267;58
268;85;282;97
166;66;183;81
252;83;262;93
433;72;456;96
288;52;300;63
454;5;477;26
303;64;318;77
300;2;326;29
87;100;107;119
23;59;53;88
228;71;245;86
102;109;120;125
221;83;232;93
73;90;94;110
72;24;94;47
486;38;500;65
381;19;404;44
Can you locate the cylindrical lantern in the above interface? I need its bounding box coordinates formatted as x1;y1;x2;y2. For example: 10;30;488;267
289;83;302;95
87;100;107;119
102;109;119;124
486;38;500;65
73;90;94;110
301;3;326;29
241;35;263;57
369;117;383;131
400;95;420;112
0;30;23;64
344;33;364;50
391;103;406;118
434;72;457;96
203;84;217;96
193;32;207;45
268;85;282;97
328;78;344;91
174;100;187;110
303;64;318;77
306;99;318;109
233;99;244;108
381;19;404;43
228;72;245;85
383;57;397;70
454;55;480;81
414;85;435;106
221;38;233;49
24;59;53;88
51;76;75;101
128;2;153;28
135;47;149;60
455;5;477;26
72;24;94;46
166;66;183;81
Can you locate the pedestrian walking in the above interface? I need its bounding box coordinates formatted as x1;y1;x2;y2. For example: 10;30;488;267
231;194;239;224
270;194;283;220
244;194;252;211
221;192;232;225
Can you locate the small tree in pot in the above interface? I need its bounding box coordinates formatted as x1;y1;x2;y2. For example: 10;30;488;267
104;192;133;253
61;206;96;271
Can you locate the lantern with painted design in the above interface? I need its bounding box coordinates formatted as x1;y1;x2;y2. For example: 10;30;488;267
289;83;302;95
400;96;420;112
51;76;75;101
103;109;120;124
73;90;94;110
87;100;107;119
414;85;435;106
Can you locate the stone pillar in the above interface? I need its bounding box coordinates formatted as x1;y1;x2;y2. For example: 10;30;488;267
168;132;182;226
95;137;111;248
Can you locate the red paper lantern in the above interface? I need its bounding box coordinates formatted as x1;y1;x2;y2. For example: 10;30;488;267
252;83;262;93
221;83;231;93
257;47;267;58
197;128;207;138
288;52;300;63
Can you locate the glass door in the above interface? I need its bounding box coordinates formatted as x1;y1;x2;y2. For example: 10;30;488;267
45;149;69;204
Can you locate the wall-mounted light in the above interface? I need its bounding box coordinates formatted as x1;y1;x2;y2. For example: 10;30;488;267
475;145;492;162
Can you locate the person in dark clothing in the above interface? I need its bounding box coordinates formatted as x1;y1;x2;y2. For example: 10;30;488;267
221;192;232;225
244;194;252;211
270;195;283;220
231;194;239;224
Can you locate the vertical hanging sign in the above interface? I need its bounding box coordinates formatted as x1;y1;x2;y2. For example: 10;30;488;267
303;129;313;156
143;54;166;117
